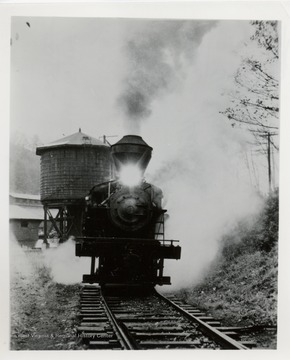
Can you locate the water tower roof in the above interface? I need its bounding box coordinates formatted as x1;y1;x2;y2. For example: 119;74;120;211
36;130;109;155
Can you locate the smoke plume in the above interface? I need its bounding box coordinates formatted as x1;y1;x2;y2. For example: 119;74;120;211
118;20;217;133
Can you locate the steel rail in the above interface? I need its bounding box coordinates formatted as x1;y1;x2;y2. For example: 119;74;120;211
101;291;138;350
155;291;249;350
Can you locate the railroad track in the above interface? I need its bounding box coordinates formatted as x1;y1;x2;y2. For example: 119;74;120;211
77;285;255;350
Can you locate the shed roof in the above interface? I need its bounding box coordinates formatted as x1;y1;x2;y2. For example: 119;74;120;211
10;193;41;201
36;130;109;155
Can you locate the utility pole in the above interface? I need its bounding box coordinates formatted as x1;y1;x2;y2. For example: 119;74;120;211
259;131;277;194
267;132;272;193
100;135;118;146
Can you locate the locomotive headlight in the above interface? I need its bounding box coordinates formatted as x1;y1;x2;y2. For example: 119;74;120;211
119;164;143;187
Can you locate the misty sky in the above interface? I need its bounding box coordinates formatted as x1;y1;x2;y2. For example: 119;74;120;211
11;17;252;142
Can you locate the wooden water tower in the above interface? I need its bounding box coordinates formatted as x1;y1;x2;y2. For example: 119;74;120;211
36;129;112;243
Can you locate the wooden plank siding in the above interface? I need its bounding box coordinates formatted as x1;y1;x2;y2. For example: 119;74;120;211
40;146;112;201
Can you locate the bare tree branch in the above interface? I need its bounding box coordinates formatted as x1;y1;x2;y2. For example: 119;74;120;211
221;21;279;154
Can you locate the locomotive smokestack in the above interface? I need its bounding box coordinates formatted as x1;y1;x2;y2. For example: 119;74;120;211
111;135;152;176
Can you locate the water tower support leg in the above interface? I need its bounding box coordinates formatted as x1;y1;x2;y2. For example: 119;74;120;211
90;256;96;275
43;206;48;246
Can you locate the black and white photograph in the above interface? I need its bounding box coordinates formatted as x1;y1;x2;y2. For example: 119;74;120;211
2;1;289;355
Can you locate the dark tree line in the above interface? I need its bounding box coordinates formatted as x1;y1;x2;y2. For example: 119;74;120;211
10;132;41;195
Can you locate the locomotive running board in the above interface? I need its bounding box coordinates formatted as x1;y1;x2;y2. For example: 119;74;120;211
76;237;181;260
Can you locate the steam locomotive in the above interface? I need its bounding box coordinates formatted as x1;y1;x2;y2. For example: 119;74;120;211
75;135;181;288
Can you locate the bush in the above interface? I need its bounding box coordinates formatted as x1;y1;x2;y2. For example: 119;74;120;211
221;190;279;259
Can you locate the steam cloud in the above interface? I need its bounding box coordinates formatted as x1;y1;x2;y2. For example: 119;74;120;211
43;238;90;284
118;20;265;290
9;234;90;285
153;152;263;291
118;20;217;132
10;233;33;279
145;97;264;290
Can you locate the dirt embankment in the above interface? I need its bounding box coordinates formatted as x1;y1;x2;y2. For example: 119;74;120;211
10;249;82;350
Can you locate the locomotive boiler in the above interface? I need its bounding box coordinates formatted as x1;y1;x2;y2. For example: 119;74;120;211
75;135;181;288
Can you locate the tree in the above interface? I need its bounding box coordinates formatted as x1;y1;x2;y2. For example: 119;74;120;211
250;20;279;60
221;21;279;152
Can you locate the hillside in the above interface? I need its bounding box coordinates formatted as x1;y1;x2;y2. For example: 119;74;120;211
177;190;278;348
